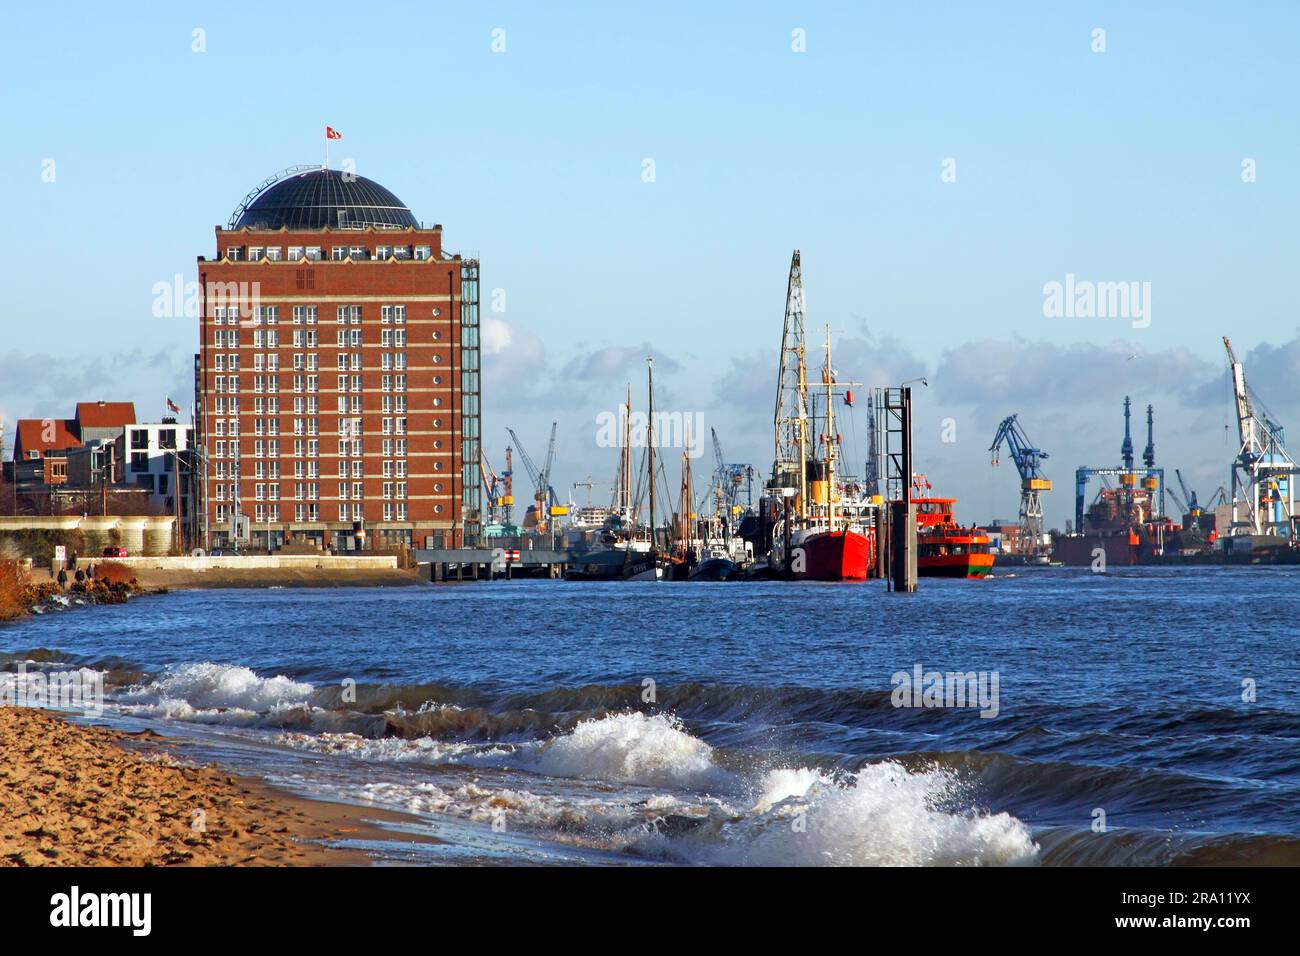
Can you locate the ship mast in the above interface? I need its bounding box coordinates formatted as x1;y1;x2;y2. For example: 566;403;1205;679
773;250;809;523
647;357;657;565
678;419;693;558
618;382;632;520
823;325;838;532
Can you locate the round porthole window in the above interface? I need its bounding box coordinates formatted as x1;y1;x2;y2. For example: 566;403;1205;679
433;375;442;385
433;418;442;428
433;354;442;365
433;440;442;449
433;308;442;317
433;397;442;407
434;461;443;471
433;330;442;340
435;505;443;514
434;483;442;492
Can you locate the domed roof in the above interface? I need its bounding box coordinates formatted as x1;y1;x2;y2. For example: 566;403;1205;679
233;168;419;230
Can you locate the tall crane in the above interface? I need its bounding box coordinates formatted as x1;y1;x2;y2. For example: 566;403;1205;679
1223;336;1296;537
773;250;809;515
479;450;501;524
507;424;560;533
502;446;514;525
1174;468;1201;519
989;414;1052;555
864;391;880;498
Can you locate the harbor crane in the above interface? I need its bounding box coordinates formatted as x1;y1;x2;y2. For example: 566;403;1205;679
989;414;1052;555
479;450;502;524
709;428;754;525
507;424;561;533
1223;337;1297;538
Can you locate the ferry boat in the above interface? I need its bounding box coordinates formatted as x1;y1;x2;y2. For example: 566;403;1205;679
912;475;994;578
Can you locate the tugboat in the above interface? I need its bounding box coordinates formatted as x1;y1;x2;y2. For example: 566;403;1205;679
912;475;994;578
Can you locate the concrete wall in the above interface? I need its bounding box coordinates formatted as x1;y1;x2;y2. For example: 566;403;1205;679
82;554;398;571
0;516;176;556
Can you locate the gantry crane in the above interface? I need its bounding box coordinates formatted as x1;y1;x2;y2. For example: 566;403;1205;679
989;414;1052;555
1223;337;1296;538
507;424;561;533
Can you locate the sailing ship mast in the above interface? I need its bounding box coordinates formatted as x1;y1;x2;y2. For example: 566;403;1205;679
678;419;693;558
615;382;632;522
647;357;657;567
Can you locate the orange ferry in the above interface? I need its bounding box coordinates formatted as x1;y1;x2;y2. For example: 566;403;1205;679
913;476;995;579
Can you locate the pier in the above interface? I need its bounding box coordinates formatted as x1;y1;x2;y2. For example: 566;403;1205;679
414;547;569;582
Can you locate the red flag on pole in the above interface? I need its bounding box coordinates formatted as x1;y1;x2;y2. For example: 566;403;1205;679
326;126;342;140
166;398;180;414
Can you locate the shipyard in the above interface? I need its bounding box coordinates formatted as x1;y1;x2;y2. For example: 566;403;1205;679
0;0;1295;930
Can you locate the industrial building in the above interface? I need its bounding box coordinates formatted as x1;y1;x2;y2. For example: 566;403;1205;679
195;167;482;552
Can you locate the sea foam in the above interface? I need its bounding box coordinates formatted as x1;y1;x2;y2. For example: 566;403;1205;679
646;761;1039;866
117;662;315;723
530;712;732;791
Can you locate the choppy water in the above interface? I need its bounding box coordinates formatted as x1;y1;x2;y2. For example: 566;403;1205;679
3;566;1298;865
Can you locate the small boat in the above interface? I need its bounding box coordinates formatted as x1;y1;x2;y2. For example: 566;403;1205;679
913;476;994;579
688;543;742;581
564;546;658;581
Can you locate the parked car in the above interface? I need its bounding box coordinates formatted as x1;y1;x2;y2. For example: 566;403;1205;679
102;547;129;558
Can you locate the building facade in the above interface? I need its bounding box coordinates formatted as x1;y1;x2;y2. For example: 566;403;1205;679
118;421;194;515
196;167;481;552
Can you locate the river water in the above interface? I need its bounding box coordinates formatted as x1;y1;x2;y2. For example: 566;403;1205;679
3;566;1297;865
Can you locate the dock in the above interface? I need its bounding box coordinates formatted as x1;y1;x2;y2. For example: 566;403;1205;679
414;547;570;582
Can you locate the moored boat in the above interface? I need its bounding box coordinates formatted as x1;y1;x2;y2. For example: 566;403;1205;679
912;476;994;579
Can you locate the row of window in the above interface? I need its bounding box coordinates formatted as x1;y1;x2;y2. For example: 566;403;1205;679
214;502;440;525
211;306;435;327
224;246;434;263
212;482;439;503
211;438;422;460
214;375;434;397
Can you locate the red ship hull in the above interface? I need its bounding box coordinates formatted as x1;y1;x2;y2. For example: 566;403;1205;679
791;529;873;581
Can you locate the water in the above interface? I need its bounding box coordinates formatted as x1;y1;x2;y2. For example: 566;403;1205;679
3;566;1298;865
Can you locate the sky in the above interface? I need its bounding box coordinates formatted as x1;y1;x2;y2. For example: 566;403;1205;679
2;2;1298;528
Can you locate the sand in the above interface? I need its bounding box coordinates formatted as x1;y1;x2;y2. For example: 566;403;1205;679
0;708;426;866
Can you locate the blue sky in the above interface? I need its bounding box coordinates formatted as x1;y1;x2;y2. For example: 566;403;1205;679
2;2;1297;527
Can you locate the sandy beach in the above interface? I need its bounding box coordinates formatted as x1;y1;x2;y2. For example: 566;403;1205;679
0;707;422;866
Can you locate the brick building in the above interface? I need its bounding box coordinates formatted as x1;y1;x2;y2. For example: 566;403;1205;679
11;401;138;492
196;167;481;551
